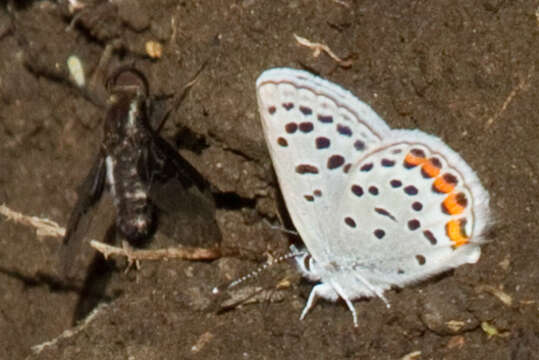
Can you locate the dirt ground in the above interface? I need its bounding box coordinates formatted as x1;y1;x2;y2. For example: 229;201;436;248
0;0;537;359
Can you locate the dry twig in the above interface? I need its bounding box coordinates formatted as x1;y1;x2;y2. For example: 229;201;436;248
31;303;109;354
0;203;221;262
191;332;215;354
485;65;535;128
0;203;65;239
294;34;353;68
401;350;421;360
330;0;350;8
90;240;221;262
476;284;513;306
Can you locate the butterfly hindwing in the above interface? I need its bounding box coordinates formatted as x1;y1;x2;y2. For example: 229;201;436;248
337;129;490;287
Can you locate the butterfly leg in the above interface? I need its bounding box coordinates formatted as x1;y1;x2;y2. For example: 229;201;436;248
330;280;359;327
352;272;390;308
299;283;338;321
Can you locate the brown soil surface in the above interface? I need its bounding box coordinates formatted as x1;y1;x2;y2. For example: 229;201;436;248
1;1;537;359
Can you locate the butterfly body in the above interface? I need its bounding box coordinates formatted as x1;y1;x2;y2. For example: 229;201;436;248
256;68;490;326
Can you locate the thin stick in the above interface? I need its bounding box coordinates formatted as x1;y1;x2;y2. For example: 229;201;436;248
0;203;221;262
485;65;535;128
0;203;65;239
90;240;221;261
330;0;350;8
476;285;513;306
31;303;109;354
294;34;353;68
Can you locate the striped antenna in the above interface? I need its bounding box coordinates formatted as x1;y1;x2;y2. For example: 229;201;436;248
262;219;299;236
212;246;305;295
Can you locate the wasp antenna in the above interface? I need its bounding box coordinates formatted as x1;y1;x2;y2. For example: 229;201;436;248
156;60;209;133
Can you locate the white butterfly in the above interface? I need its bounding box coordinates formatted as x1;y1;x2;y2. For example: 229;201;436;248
256;68;490;326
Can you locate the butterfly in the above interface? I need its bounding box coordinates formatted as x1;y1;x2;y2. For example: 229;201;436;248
256;68;490;326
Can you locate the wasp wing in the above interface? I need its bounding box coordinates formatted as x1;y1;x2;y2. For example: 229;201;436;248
60;152;107;277
143;134;221;248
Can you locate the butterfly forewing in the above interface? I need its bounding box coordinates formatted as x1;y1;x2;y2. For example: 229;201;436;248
256;68;391;263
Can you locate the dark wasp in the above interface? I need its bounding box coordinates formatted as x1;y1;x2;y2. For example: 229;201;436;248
61;64;220;277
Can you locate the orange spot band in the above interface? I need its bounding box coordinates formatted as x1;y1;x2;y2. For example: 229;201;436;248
446;219;469;248
443;193;466;215
422;159;441;178
433;176;455;193
404;153;426;167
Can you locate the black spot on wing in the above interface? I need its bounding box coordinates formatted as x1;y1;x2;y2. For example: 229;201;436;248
317;115;333;123
327;155;345;170
299;122;314;133
337;124;352;137
296;164;319;174
351;185;363;197
412;201;423;211
408;219;420;231
360;163;373;172
374;208;396;221
404;185;418;195
354;140;365;151
344;217;356;228
315;137;330;149
285;123;297;134
423;230;437;245
299;106;313;115
282;103;294;110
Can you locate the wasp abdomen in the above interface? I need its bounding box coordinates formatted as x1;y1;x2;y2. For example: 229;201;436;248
102;79;157;244
105;140;154;243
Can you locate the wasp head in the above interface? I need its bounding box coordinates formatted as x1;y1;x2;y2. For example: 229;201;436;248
103;66;151;148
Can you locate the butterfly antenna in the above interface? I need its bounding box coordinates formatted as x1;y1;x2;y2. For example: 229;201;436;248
262;218;299;236
212;248;305;295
